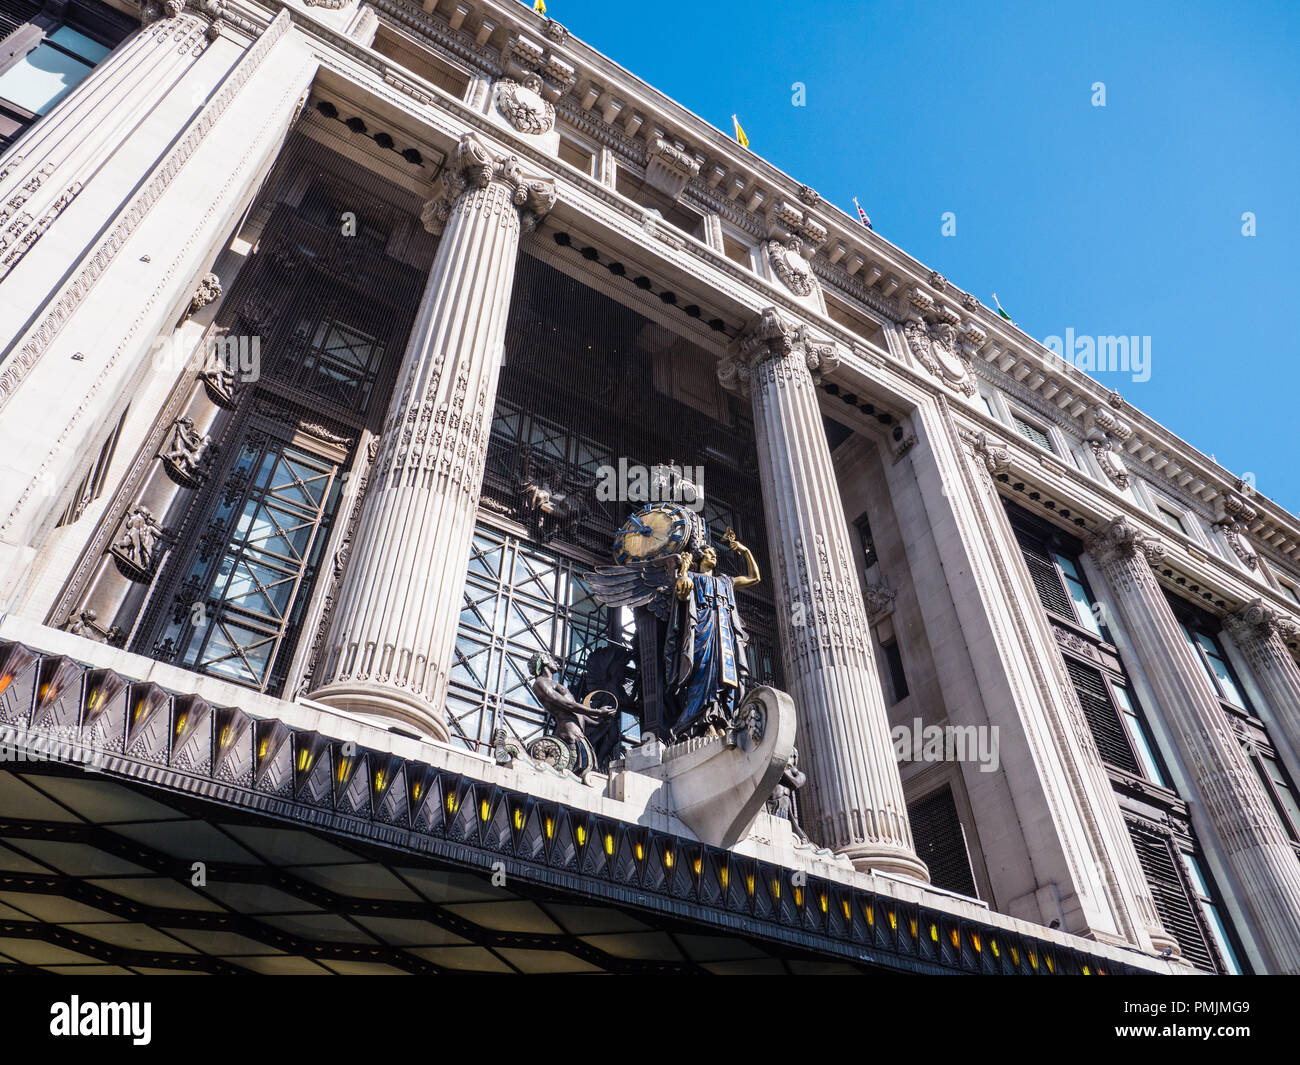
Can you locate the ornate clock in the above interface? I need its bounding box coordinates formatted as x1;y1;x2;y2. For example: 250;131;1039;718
612;502;709;565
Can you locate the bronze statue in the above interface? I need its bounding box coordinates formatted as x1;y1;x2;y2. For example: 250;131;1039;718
528;652;618;783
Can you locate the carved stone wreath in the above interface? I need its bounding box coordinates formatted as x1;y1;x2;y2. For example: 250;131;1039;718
767;237;817;297
902;296;978;397
495;73;555;136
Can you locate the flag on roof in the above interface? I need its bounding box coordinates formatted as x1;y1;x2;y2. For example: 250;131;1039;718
992;293;1014;323
731;114;749;148
533;0;546;13
852;197;872;230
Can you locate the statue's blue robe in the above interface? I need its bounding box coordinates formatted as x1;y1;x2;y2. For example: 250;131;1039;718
664;573;748;734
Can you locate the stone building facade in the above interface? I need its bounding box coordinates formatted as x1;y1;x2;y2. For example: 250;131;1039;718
0;0;1296;974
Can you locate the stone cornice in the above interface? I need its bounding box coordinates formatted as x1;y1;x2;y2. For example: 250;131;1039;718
148;0;1300;579
954;409;1300;637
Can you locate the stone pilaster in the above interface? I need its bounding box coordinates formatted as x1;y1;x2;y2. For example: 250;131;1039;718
718;307;928;880
0;13;215;285
1088;516;1300;973
1224;598;1300;768
310;133;555;740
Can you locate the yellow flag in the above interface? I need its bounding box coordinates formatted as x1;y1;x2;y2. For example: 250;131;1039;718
533;0;546;13
732;114;749;148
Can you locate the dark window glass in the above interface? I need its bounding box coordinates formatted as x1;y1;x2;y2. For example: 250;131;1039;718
908;787;978;899
882;638;908;703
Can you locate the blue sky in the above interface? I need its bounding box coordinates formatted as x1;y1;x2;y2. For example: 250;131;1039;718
530;0;1300;512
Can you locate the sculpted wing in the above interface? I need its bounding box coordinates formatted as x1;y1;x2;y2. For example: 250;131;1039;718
583;555;678;621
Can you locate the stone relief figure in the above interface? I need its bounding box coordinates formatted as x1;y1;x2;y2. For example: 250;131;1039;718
527;652;619;784
588;513;760;741
767;236;816;296
65;607;123;646
514;446;593;543
111;505;166;581
162;416;213;485
765;746;811;845
200;345;238;408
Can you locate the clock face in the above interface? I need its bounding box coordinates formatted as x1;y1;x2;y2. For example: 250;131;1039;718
612;503;706;565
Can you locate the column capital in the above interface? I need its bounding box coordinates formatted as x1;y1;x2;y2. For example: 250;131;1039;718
1225;597;1300;644
1085;515;1167;568
420;132;556;236
140;0;224;40
718;307;840;396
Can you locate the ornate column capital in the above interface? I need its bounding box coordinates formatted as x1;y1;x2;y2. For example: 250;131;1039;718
420;133;556;236
140;0;224;40
1225;597;1300;644
1085;515;1168;568
717;307;840;397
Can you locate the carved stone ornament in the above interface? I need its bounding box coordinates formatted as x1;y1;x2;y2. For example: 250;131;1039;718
495;73;556;135
864;583;897;619
199;340;241;409
717;307;842;398
767;236;817;297
972;431;1011;476
110;505;168;581
1085;515;1168;568
645;136;701;200
161;416;213;487
902;289;978;397
1084;402;1133;490
141;0;224;41
64;607;123;646
188;272;222;316
1214;491;1260;570
420;133;557;237
1226;597;1300;644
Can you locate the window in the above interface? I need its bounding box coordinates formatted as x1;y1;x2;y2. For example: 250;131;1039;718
979;389;999;420
1111;681;1167;785
1128;823;1222;973
1156;502;1188;535
1180;852;1245;975
371;23;471;98
1279;579;1300;608
1054;551;1105;639
1180;621;1250;711
557;136;595;176
882;638;908;703
1064;658;1140;776
56;406;127;527
1253;753;1300;843
855;514;878;571
907;787;978;898
156;428;345;694
721;233;752;269
0;25;106;114
1011;411;1054;453
0;8;128;151
614;168;705;239
823;293;884;346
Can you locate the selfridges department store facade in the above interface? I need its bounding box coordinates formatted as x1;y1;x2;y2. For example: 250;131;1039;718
0;0;1297;977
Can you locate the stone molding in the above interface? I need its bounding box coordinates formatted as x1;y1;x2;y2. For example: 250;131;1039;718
419;131;556;236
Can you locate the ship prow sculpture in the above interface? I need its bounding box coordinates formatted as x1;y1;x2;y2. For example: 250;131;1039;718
575;480;804;850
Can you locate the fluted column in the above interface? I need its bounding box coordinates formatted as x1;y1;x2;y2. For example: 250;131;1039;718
0;11;217;284
719;308;928;880
1088;516;1300;972
310;134;555;740
1224;598;1300;767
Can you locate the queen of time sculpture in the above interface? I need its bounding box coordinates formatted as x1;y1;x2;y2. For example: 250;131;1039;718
586;495;761;741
